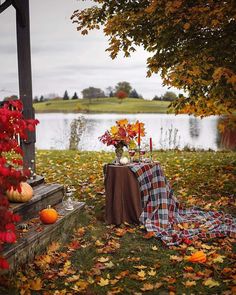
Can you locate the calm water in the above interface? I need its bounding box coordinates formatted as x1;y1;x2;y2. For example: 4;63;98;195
35;113;224;151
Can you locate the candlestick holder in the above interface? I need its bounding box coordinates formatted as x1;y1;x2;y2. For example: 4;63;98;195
138;145;141;163
150;151;153;163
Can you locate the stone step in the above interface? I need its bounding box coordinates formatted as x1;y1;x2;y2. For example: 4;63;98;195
3;201;85;272
9;183;64;222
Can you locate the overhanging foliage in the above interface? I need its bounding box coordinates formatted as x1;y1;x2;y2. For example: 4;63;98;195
72;0;236;116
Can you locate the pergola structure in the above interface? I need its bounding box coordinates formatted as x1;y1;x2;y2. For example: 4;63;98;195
0;0;35;173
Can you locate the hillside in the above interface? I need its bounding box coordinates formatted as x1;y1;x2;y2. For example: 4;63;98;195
33;97;172;113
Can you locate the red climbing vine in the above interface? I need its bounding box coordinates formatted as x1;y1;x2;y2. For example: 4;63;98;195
0;100;38;269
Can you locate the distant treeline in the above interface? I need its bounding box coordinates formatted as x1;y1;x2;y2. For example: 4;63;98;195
3;81;178;103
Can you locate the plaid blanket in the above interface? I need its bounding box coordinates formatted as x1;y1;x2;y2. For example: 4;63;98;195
130;163;236;246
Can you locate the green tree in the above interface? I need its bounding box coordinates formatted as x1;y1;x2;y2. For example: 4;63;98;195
129;89;140;99
39;95;44;102
152;95;161;101
72;0;236;116
72;92;79;99
33;96;39;103
82;87;105;99
63;90;69;100
106;86;114;97
115;81;132;96
162;91;177;101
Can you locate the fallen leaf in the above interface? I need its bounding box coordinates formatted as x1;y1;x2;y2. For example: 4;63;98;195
104;261;115;269
141;283;154;291
30;278;42;291
115;270;129;279
97;278;109;286
95;240;104;247
186;251;207;263
137;270;146;279
115;228;127;237
143;231;155;239
47;241;60;253
212;254;225;263
97;257;110;263
110;279;119;285
68;240;81;250
74;280;89;291
107;287;124;294
133;265;147;269
34;254;51;269
151;245;158;251
170;255;183;262
203;278;220;288
66;274;81;283
201;244;212;250
183;280;196;288
75;227;85;237
148;269;156;276
184;266;194;272
154;282;163;289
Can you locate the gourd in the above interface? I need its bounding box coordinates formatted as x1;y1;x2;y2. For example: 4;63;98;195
187;251;207;263
6;182;33;203
39;205;58;224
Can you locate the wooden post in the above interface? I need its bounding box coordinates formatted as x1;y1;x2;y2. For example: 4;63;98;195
15;0;36;174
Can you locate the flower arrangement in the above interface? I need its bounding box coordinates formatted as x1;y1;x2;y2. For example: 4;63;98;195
99;119;145;149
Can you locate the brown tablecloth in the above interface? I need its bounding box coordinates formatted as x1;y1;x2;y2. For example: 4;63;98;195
104;164;142;225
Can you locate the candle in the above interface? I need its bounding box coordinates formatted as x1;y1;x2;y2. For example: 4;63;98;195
150;137;152;152
138;123;141;146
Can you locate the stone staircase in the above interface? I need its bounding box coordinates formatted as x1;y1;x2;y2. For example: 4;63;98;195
3;179;85;272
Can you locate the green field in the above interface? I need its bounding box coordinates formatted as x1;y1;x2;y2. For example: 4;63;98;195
3;150;235;294
33;97;171;113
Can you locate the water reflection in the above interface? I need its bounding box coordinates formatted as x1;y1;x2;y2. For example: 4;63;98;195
189;117;201;139
217;117;236;150
36;113;223;151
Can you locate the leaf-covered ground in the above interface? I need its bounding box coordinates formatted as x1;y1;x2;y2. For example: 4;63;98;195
1;150;236;294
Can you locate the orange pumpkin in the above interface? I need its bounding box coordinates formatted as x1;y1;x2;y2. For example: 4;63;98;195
187;251;207;263
6;182;33;203
40;206;58;224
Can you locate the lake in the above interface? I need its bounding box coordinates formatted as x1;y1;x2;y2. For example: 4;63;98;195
35;113;226;151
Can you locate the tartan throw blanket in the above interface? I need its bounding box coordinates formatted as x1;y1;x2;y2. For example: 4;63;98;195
130;163;236;246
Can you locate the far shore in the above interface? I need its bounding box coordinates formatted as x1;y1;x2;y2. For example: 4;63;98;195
33;97;172;114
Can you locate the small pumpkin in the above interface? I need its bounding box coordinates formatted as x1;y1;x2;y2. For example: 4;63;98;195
6;182;33;203
39;205;58;224
187;251;207;263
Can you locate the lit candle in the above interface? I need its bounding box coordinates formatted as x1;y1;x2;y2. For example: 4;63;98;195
138;123;141;146
150;137;152;152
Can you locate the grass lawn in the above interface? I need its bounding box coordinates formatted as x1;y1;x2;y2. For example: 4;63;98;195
33;97;171;113
2;150;236;294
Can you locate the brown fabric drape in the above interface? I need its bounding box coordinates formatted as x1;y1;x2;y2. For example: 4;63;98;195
104;164;142;225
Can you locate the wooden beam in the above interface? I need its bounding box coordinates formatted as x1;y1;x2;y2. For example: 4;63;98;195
0;0;12;14
12;0;26;27
16;0;36;175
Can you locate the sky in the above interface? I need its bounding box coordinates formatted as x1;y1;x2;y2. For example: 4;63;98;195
0;0;180;100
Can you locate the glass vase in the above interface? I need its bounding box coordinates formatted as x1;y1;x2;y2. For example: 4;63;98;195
115;145;124;165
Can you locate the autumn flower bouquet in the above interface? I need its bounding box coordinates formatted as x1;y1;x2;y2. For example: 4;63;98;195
99;119;145;162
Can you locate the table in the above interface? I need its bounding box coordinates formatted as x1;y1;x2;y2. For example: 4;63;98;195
104;164;142;225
